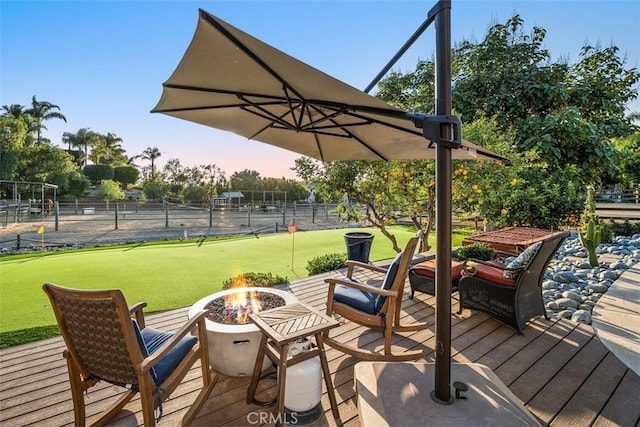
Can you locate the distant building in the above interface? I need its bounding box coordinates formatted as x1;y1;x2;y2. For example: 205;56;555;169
212;191;244;207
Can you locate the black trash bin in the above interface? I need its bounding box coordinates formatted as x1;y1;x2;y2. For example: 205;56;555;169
344;232;374;263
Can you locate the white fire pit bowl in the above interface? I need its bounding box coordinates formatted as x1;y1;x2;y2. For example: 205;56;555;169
189;287;298;377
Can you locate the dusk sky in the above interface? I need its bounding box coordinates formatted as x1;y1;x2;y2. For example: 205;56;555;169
2;0;639;179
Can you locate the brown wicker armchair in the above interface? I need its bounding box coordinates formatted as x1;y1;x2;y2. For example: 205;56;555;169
457;231;569;333
43;283;217;426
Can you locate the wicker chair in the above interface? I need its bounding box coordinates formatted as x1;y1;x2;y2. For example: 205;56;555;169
457;230;569;333
323;235;427;361
43;283;217;426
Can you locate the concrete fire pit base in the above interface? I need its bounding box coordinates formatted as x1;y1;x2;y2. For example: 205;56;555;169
189;287;298;377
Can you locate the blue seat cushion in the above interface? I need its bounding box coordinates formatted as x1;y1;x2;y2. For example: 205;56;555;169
133;321;198;385
334;284;377;314
373;251;403;312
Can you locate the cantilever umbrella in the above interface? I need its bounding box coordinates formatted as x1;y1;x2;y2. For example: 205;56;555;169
153;5;513;410
152;9;506;164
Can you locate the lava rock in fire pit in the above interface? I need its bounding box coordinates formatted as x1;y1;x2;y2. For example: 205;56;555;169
204;290;286;325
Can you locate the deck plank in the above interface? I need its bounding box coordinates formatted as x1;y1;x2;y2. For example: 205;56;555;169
1;267;639;426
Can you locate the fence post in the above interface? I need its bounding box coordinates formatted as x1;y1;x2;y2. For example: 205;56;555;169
54;201;59;231
282;210;285;226
16;234;20;250
275;222;279;233
312;203;316;223
209;203;213;227
75;199;79;215
115;202;119;230
165;201;169;228
248;205;251;227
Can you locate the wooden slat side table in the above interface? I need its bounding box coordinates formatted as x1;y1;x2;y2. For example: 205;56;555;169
246;302;341;426
462;227;563;253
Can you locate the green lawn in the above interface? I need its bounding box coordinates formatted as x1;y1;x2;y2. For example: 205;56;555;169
0;226;472;347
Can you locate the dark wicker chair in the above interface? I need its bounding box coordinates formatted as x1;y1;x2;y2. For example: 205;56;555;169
457;230;569;333
43;283;217;426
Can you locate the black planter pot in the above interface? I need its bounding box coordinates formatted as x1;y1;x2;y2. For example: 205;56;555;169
344;232;374;263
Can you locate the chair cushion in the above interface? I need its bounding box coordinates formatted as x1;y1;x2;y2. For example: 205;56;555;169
334;284;377;314
133;321;198;385
374;251;404;312
471;263;516;287
410;259;464;280
503;241;542;279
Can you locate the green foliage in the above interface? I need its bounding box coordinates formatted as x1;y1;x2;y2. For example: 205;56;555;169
83;164;114;184
453;155;583;229
611;133;640;186
96;179;125;201
293;158;437;252
14;143;77;184
142;179;167;201
380;13;639;190
306;253;347;275
607;219;640;237
67;172;91;198
113;165;139;188
521;107;620;185
222;272;289;289
0;115;29;180
455;243;496;261
46;170;90;198
183;185;209;203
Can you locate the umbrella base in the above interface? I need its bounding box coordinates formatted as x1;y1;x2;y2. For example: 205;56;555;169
354;362;541;426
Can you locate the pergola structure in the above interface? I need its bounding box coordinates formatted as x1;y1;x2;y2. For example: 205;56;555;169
0;180;58;204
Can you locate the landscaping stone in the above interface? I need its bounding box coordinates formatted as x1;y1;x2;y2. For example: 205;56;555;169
545;232;639;325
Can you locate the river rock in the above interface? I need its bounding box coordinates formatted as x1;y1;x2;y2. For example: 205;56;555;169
571;310;592;324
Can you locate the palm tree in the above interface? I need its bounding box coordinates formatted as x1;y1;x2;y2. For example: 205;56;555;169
62;128;100;168
1;104;26;118
141;147;162;179
94;132;125;164
26;95;67;144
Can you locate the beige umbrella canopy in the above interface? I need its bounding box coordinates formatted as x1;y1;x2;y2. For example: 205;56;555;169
152;9;506;164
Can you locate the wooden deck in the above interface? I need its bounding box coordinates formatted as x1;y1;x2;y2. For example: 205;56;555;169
1;265;639;426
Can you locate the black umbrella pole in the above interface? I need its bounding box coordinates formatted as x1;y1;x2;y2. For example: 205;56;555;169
432;0;454;405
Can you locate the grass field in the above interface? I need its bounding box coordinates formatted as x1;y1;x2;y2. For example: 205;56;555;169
0;226;472;347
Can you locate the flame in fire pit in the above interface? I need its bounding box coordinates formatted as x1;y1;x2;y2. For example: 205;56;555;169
204;281;287;325
224;289;261;324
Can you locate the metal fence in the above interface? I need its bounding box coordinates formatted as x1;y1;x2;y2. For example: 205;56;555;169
0;199;346;233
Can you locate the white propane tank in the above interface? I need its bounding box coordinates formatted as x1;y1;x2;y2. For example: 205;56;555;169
284;338;322;412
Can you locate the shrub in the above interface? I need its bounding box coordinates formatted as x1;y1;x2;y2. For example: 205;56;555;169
113;165;139;188
143;180;167;201
455;242;496;261
96;179;125;201
306;253;347;275
183;185;209;203
83;164;114;184
608;219;640;237
222;272;289;290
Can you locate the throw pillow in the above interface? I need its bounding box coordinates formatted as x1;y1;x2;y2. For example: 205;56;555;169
503;241;542;279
